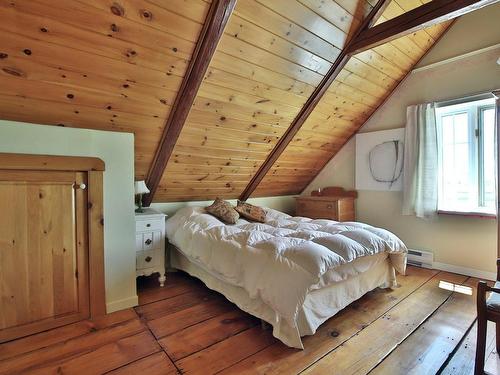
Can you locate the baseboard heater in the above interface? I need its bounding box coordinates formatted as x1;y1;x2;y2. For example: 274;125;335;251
407;249;434;269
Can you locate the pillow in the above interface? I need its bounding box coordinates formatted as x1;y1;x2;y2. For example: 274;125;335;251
205;198;239;224
235;200;266;223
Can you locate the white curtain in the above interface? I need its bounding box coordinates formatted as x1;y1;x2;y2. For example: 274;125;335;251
402;103;438;218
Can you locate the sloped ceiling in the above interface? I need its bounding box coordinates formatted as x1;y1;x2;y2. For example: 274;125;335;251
0;0;454;201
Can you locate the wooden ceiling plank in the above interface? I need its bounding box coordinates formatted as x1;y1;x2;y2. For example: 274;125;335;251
143;0;238;207
256;0;348;49
218;34;324;86
348;0;500;54
224;14;334;76
0;3;191;75
234;0;340;63
239;0;390;201
210;52;316;98
3;0;197;60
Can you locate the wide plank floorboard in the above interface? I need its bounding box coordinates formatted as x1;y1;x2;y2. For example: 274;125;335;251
440;321;496;375
370;277;478;375
1;266;498;374
301;272;469;374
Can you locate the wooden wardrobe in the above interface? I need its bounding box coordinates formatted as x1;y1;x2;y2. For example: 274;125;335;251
0;153;105;343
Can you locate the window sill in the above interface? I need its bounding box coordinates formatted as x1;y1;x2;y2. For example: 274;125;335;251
437;210;497;219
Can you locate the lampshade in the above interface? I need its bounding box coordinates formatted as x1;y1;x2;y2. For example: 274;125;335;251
134;180;150;195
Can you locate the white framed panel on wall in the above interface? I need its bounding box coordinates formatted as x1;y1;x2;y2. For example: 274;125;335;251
355;128;405;191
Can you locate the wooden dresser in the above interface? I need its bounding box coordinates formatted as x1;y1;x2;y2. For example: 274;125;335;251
135;208;167;286
295;186;357;221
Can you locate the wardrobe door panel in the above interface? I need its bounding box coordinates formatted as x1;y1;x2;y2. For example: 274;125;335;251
0;170;89;341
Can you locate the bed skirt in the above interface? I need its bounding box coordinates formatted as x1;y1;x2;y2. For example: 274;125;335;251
170;246;396;349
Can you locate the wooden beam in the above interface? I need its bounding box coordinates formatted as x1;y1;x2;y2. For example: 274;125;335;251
143;0;237;206
347;0;499;55
238;0;390;201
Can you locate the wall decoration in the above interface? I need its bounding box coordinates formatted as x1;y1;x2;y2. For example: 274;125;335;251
355;128;405;191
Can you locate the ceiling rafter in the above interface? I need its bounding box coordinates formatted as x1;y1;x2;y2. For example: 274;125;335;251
348;0;500;54
143;0;238;207
238;0;390;201
239;0;498;201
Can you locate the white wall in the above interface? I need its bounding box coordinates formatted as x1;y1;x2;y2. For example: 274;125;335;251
0;120;137;312
304;5;500;276
152;195;297;217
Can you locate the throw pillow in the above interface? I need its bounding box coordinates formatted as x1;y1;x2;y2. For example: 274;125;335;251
205;198;239;224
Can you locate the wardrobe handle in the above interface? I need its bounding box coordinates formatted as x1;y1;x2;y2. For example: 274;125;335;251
145;256;152;263
145;239;152;245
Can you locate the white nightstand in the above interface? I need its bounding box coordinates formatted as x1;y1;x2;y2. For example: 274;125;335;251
135;208;167;286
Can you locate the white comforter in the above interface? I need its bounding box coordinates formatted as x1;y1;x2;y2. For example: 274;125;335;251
166;207;407;346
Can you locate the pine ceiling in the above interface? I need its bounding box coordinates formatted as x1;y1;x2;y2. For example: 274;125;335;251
0;0;489;202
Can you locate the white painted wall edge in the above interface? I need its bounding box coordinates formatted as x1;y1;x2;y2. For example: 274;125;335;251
106;295;139;313
432;262;496;282
413;43;500;73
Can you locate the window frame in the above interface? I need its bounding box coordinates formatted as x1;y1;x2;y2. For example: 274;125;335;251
435;99;496;216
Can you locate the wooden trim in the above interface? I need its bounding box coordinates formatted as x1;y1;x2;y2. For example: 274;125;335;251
143;0;237;207
238;0;390;201
298;21;456;195
88;170;106;316
0;153;104;171
347;0;499;55
437;210;496;219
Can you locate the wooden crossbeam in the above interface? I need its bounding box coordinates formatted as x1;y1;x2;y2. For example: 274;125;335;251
143;0;237;207
347;0;499;55
238;0;390;201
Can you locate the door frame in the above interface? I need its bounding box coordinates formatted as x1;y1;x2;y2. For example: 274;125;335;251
0;153;106;318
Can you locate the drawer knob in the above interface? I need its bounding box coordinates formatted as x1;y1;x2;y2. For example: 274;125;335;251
146;223;151;227
327;204;333;209
145;239;152;245
145;256;152;263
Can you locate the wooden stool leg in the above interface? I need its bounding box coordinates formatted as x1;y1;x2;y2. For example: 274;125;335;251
496;322;500;356
476;317;487;375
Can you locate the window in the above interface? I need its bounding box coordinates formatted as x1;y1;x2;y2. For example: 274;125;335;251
436;98;496;215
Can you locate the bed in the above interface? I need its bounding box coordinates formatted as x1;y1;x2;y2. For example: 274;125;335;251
166;206;407;349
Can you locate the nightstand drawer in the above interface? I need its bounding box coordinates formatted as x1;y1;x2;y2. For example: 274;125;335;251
136;219;163;232
136;249;162;269
136;231;162;251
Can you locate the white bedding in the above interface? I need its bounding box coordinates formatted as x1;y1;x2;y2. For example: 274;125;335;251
166;206;407;348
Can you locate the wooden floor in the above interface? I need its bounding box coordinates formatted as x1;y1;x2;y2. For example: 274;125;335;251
1;266;500;374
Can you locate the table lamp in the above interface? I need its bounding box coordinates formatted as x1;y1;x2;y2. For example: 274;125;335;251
134;180;150;213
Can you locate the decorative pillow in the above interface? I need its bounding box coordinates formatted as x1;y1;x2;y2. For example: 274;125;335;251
235;200;266;223
205;198;239;224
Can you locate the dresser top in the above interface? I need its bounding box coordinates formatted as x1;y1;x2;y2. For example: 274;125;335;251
135;208;166;219
295;196;354;202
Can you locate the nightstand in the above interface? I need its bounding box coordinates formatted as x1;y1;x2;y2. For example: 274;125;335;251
135;208;167;286
295;186;357;221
